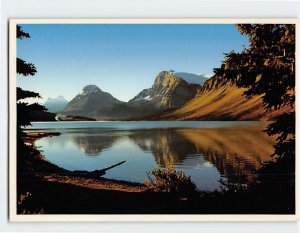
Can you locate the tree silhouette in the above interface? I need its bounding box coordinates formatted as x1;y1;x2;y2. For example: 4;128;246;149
17;58;37;76
214;24;295;110
17;26;48;135
214;24;295;185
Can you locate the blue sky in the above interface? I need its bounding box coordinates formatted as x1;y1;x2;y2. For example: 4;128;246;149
17;24;248;102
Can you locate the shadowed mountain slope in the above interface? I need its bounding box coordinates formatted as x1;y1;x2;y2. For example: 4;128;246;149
153;75;291;120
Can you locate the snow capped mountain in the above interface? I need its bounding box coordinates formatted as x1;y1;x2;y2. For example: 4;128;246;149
44;95;68;113
174;72;208;86
129;88;153;102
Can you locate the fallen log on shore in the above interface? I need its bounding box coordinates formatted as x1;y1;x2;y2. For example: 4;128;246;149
71;161;126;178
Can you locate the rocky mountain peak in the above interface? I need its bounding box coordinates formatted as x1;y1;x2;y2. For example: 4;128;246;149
153;70;176;85
62;84;121;115
80;85;102;95
199;75;229;95
130;71;201;109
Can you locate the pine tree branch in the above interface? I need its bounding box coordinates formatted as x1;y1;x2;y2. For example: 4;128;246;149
17;87;41;101
17;58;37;76
17;25;30;39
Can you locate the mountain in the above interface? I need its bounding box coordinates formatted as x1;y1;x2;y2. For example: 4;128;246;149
61;72;202;120
129;71;202;110
62;85;122;116
96;71;202;120
59;72;291;121
44;95;68;113
61;70;289;121
174;72;207;86
153;75;291;120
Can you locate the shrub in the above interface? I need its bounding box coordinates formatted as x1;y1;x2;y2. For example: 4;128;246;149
144;165;197;197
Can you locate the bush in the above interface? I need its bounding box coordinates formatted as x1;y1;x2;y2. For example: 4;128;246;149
144;165;197;197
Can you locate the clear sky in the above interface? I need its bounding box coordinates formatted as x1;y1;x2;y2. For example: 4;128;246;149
17;24;249;102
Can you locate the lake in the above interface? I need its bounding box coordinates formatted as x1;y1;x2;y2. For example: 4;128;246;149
25;121;276;191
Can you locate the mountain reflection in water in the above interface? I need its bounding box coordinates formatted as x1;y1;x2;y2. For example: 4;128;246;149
34;122;276;191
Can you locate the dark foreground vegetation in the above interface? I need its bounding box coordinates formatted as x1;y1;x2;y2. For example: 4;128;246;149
18;174;294;214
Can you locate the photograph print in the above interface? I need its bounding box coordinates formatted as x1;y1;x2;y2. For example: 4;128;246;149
10;19;296;220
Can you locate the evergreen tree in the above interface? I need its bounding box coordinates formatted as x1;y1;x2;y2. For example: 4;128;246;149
214;24;295;111
17;26;47;135
214;24;295;184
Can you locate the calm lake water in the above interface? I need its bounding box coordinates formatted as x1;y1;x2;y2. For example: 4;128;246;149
26;121;276;191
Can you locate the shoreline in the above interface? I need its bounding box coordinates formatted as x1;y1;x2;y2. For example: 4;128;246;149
22;131;148;193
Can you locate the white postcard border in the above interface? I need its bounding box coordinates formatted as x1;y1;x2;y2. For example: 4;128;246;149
9;18;300;222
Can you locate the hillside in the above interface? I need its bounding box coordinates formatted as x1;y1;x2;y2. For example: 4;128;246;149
153;75;291;121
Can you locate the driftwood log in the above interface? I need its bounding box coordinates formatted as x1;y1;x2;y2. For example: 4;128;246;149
71;161;126;178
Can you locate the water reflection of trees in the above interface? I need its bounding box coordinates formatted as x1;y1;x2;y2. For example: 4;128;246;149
128;127;276;183
70;126;276;183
